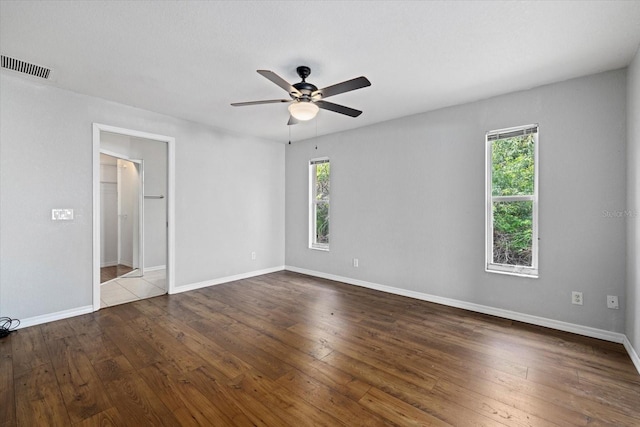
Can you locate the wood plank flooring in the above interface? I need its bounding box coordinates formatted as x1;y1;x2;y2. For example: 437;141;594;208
100;265;134;283
2;271;639;426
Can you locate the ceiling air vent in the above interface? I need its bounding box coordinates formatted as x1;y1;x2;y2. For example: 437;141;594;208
1;55;51;79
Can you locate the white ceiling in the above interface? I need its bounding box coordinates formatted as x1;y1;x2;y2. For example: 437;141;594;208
2;1;640;142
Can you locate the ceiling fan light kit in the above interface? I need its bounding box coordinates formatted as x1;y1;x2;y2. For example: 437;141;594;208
288;101;319;121
231;66;371;125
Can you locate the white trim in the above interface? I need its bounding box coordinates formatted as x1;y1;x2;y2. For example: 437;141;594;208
137;159;145;275
16;306;94;329
100;148;134;160
167;134;176;296
309;161;314;248
144;265;166;273
486;264;539;279
117;160;122;264
94;123;175;143
623;337;640;374
101;261;118;268
93;125;101;309
284;266;628;345
93;123;176;311
172;266;285;294
10;266;638;376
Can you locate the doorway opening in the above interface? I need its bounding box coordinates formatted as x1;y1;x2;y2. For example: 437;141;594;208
99;154;144;283
92;124;175;310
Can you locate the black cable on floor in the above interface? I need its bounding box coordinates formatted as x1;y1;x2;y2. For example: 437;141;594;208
0;316;20;338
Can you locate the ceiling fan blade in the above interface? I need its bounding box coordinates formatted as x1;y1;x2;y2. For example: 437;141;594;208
257;70;301;96
315;100;362;117
314;76;371;99
231;99;291;106
287;115;299;126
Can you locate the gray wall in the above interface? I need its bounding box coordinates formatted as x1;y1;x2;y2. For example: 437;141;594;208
286;69;628;333
0;73;285;320
628;46;640;353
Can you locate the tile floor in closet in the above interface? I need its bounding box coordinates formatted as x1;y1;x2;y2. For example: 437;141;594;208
100;268;166;308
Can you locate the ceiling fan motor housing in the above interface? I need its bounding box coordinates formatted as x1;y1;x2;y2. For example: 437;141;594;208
292;66;318;100
292;83;317;98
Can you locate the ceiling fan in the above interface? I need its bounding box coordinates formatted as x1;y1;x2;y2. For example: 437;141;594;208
231;66;371;125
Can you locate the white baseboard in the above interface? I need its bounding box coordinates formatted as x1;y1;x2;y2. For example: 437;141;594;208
16;305;94;330
144;265;166;273
100;261;118;268
11;266;284;330
285;265;629;345
173;265;285;294
623;336;640;374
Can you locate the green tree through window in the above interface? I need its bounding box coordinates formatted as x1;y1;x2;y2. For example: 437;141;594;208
315;162;330;244
492;135;534;266
310;159;330;249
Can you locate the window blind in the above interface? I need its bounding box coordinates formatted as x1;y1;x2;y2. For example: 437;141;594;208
487;124;538;141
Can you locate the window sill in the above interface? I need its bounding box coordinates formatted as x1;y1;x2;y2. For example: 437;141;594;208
310;245;330;252
486;266;538;279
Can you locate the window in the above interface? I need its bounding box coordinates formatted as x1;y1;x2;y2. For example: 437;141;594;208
310;158;330;250
486;125;538;277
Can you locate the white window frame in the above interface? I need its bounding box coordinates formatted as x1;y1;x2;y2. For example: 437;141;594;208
309;157;330;251
485;124;539;278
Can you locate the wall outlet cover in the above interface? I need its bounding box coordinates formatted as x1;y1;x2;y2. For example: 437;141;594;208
572;291;583;305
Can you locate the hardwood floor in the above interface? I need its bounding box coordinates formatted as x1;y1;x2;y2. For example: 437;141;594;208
2;271;639;426
100;265;134;283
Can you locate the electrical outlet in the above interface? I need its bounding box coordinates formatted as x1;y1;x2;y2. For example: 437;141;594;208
353;258;359;268
572;291;583;305
607;295;619;309
251;252;256;260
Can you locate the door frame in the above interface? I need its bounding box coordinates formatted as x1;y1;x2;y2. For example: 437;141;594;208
92;123;175;310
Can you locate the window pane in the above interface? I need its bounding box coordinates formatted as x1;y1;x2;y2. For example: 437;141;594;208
315;163;330;201
492;200;533;266
492;134;534;196
316;202;329;244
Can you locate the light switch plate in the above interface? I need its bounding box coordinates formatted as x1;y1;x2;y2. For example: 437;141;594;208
52;209;74;220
